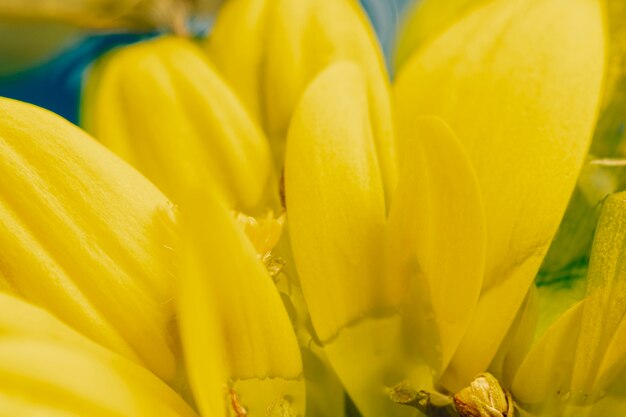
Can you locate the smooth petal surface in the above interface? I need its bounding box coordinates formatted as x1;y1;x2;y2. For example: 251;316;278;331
395;0;605;389
285;62;389;342
208;0;397;198
179;189;304;417
83;36;273;211
207;0;270;123
387;116;485;376
285;62;410;417
0;97;177;381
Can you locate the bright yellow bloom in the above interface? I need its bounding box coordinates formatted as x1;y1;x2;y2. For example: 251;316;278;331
0;0;621;416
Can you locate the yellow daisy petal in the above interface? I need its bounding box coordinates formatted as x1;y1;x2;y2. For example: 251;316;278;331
0;292;196;417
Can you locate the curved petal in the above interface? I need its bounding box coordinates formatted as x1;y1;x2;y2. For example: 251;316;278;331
572;192;626;401
387;116;485;376
395;0;605;389
208;0;397;198
0;292;196;417
285;62;388;342
0;0;185;29
285;62;410;417
0;97;177;381
82;36;274;211
0;338;197;417
511;301;583;411
179;189;304;417
394;0;488;72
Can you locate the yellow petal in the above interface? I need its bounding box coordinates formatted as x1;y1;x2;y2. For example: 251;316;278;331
0;338;197;417
0;97;177;381
82;35;274;211
511;301;583;410
395;0;605;388
285;61;389;342
571;192;626;401
285;62;411;417
394;0;487;71
0;291;103;352
208;0;397;198
490;286;538;386
206;0;271;123
386;116;485;375
179;188;304;417
0;292;196;417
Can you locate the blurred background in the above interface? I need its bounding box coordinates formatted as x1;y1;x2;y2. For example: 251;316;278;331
0;0;412;123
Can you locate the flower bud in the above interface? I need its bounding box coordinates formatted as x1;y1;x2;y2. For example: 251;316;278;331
454;373;513;417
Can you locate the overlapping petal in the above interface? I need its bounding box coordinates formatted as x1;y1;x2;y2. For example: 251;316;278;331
395;0;605;390
208;0;397;198
179;188;304;417
0;292;196;417
82;36;274;211
386;116;485;377
0;97;177;381
285;61;410;417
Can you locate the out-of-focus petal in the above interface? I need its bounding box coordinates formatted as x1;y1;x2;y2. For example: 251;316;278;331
82;36;274;211
208;0;397;199
0;338;197;417
0;0;185;30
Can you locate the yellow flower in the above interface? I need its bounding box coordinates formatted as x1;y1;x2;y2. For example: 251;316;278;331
0;96;303;417
0;0;620;416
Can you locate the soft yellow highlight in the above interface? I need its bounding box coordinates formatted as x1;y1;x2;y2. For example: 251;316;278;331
285;62;389;342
